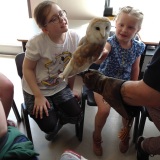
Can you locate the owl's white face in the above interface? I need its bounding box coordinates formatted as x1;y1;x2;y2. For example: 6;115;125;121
86;18;111;44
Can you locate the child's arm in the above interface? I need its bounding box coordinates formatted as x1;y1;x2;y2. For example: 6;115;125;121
68;76;75;90
23;58;50;119
130;56;141;80
95;42;111;64
68;76;80;101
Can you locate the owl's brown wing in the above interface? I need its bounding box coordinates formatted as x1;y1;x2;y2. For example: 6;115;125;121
78;36;86;46
76;43;104;58
72;43;104;67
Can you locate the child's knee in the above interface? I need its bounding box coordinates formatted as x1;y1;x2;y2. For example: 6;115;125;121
40;120;57;133
32;114;58;133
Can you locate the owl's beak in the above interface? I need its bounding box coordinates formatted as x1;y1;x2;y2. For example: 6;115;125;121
101;30;106;38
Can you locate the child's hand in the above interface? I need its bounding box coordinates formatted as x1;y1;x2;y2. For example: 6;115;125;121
99;48;109;61
33;95;50;119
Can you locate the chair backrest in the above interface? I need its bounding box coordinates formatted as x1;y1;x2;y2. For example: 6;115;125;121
15;52;25;79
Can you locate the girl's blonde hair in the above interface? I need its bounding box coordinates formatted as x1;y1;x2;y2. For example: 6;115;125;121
116;6;144;27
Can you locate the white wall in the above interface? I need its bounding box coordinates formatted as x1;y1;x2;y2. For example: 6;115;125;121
57;0;105;20
0;0;29;54
0;0;29;45
29;0;105;19
29;0;57;17
110;0;160;28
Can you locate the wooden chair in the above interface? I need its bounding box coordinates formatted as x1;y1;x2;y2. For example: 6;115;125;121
15;52;85;142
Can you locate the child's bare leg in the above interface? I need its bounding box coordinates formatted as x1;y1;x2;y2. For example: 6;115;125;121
118;117;134;153
93;92;110;156
0;73;14;118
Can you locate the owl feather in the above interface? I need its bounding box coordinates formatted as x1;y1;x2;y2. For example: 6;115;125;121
59;17;111;80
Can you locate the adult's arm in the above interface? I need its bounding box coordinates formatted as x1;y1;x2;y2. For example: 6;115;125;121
121;46;160;107
121;80;160;107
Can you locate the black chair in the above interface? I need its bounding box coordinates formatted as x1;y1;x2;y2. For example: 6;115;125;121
137;107;149;138
80;63;144;144
15;52;32;141
15;52;85;142
134;106;154;150
12;99;21;123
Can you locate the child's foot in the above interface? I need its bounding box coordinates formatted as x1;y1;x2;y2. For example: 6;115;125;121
119;136;130;153
45;120;63;141
93;132;103;156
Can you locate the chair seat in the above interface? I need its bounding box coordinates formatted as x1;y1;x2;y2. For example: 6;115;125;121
82;85;96;106
87;90;96;106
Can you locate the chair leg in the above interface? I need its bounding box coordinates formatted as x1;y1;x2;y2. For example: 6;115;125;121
134;107;147;148
75;88;87;142
75;109;85;142
138;108;147;137
21;103;33;142
12;99;21;122
75;118;84;142
132;111;140;143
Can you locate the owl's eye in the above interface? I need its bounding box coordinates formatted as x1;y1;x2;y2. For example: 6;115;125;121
95;27;100;30
105;26;108;30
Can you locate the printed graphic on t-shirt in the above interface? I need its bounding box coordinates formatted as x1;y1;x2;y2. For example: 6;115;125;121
40;51;72;87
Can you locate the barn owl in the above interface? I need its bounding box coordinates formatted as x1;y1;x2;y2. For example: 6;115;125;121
59;17;111;80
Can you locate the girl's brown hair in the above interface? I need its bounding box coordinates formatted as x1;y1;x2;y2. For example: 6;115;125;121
34;1;56;28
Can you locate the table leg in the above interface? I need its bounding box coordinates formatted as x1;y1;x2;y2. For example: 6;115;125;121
22;42;27;52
